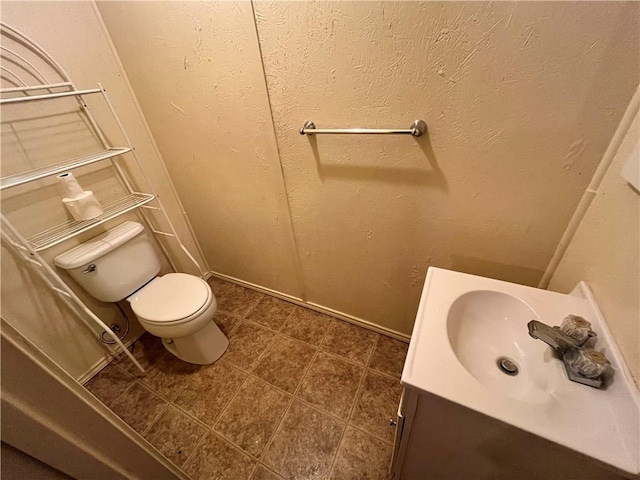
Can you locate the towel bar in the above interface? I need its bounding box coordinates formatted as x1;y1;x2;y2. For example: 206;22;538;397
299;119;426;137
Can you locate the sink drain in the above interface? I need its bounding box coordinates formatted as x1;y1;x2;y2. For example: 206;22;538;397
497;357;519;376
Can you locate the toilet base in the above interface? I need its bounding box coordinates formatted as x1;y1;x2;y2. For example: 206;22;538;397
161;320;229;365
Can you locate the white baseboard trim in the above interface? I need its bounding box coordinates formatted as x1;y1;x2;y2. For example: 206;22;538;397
77;330;146;385
207;271;411;343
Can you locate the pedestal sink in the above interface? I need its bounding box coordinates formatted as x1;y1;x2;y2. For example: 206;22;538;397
395;268;639;479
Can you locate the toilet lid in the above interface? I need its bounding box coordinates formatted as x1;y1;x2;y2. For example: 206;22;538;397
129;273;210;322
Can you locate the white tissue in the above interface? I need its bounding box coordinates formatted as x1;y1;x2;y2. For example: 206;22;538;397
57;172;104;221
57;172;85;198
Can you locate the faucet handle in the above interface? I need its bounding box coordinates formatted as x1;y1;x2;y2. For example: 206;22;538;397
565;348;611;379
559;315;596;346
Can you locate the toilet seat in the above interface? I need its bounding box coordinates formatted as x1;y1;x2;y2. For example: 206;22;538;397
128;273;211;324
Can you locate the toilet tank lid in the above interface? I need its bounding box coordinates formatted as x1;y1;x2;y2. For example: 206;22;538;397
53;221;145;269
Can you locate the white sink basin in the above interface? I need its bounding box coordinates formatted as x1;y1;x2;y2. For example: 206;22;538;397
403;268;639;475
447;290;555;403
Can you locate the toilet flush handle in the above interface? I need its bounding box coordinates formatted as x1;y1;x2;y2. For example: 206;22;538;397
82;264;96;274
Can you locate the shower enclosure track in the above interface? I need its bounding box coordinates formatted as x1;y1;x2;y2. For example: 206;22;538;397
0;22;205;374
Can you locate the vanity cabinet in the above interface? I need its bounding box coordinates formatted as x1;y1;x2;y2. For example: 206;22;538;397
392;267;638;479
391;385;629;480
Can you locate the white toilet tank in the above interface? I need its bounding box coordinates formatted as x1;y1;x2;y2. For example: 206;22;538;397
54;221;161;302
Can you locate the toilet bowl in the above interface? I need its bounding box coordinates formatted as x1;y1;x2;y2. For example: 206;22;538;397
53;221;229;365
127;273;228;364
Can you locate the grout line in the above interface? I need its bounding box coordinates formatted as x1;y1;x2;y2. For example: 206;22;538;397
254;464;283;479
257;328;327;470
284;322;349;477
136;366;200;406
347;423;395;447
219;320;281;376
346;357;371;424
246;369;298;398
317;341;376;370
210;430;261;466
278;304;298;330
323;342;377;477
243;294;264;318
178;368;261;476
247;327;280;372
326;429;347;479
248;463;260;480
91;363;140;409
215;310;245;337
170;359;248;430
210;373;253;430
141;401;172;438
244;302;297;335
365;332;381;368
167;400;212;432
367;366;403;382
213;377;293;464
106;379;169;440
247;366;357;429
181;427;213;473
292;320;332;398
317;318;335;352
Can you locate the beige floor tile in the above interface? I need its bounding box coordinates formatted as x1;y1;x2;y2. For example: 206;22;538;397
263;400;344;480
251;465;284;480
215;377;291;457
110;382;168;434
217;283;264;317
144;405;207;468
84;363;134;409
247;296;296;331
368;336;408;378
350;371;402;443
223;322;275;370
252;334;316;393
117;333;167;375
281;307;332;346
140;353;201;401
208;276;233;297
175;360;247;426
329;426;392;480
214;311;241;336
297;352;364;419
183;432;256;480
321;320;378;366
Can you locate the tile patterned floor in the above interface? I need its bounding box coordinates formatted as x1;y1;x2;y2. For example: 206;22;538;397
84;278;409;480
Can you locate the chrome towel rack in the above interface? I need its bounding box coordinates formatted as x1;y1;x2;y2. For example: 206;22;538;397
299;119;426;137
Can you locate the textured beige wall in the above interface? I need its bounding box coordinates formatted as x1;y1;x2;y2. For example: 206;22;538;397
254;1;639;334
99;2;639;336
1;2;207;379
96;1;302;298
549;110;640;382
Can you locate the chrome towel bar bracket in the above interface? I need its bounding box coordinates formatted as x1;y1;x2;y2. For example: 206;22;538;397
299;119;427;137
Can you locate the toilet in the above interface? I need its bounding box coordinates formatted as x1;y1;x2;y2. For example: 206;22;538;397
53;220;228;364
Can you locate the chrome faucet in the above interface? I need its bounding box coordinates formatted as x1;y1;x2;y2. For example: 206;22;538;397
527;318;610;388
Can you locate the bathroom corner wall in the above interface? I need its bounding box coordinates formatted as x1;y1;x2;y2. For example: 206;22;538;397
1;2;208;379
549;104;640;383
98;1;639;337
